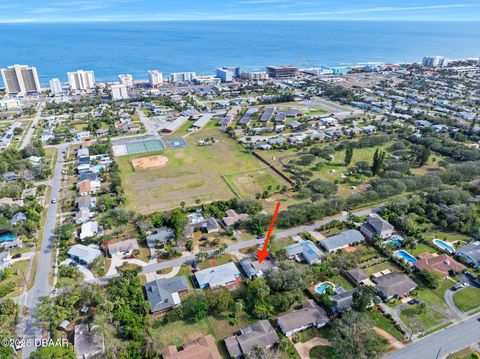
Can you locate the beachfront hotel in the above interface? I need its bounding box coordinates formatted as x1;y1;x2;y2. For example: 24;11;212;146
148;70;163;87
67;70;96;91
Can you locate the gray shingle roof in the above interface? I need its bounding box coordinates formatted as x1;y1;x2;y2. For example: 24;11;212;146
320;230;365;252
277;300;329;334
144;276;189;312
225;320;279;357
373;272;417;299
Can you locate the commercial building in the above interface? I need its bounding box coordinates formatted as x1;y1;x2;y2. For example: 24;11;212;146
49;78;63;96
118;73;133;87
1;64;41;95
422;56;449;67
67;70;96;91
266;65;298;79
170;72;196;83
148;70;163;87
216;66;240;83
111;83;129;100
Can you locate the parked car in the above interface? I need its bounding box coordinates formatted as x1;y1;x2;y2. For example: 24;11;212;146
11;253;21;259
408;299;420;305
51;198;57;204
450;286;458;291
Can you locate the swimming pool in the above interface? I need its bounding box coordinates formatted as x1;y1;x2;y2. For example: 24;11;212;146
386;235;404;248
0;233;16;243
395;250;417;263
314;282;334;295
432;239;455;254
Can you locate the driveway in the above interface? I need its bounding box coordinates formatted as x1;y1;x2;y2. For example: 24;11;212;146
9;251;34;265
106;256;149;277
293;337;331;359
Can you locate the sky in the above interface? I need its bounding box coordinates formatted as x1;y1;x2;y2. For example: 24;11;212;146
1;0;480;22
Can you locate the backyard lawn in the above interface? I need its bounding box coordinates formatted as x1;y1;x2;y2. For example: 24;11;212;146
400;304;447;333
453;287;480;312
117;127;287;213
408;243;440;257
363;261;403;276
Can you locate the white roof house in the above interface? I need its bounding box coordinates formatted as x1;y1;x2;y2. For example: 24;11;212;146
79;221;98;240
67;244;101;265
194;262;241;289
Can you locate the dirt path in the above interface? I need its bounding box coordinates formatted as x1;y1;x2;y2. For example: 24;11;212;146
293;337;331;359
374;327;405;350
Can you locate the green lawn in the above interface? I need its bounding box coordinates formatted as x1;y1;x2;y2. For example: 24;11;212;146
453;287;480;312
117;127;287;213
367;309;405;341
446;347;480;359
408;243;440;257
223;168;285;198
309;346;338;359
415;278;455;310
330;274;354;291
400;305;447;333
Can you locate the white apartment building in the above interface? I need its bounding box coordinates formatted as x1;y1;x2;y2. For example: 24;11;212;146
49;78;63;96
67;70;96;91
111;83;129;100
422;56;449;68
170;72;197;83
118;74;133;87
240;71;269;81
148;70;163;87
1;64;41;95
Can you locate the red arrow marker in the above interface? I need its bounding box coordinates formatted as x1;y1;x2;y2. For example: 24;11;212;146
257;201;281;263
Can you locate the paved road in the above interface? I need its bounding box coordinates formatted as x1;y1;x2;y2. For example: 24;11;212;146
19;102;45;150
384;315;480;359
16;143;68;358
136;108;159;135
142;206;380;274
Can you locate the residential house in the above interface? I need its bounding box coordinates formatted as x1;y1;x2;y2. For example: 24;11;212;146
285;240;325;265
146;227;174;248
194;262;242;289
225;320;279;358
239;257;275;280
144;276;189;313
68;244;102;266
222;209;249;227
21;187;37;199
360;214;394;240
77;148;89;158
343;268;370;286
456;241;480;267
75;209;91;225
319;230;365;253
106;238;139;257
372;272;417;300
79;221;99;240
3;237;22;250
0;251;11;271
277;300;330;337
74;324;105;359
330;289;355;313
9;212;26;225
414;253;466;276
162;335;221;359
75;195;97;211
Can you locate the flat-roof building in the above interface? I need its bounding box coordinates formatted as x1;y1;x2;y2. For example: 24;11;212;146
266;65;298;79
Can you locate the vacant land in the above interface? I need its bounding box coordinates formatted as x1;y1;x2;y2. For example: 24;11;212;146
117;127;287;213
400;305;447;333
453;287;480;312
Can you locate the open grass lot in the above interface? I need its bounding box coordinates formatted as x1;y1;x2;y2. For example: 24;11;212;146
261;142;390;198
117;127;287;213
408;243;440;257
367;309;405;341
0;260;30;299
400;304;447;333
453;287;480;312
447;347;480;359
224;169;285;198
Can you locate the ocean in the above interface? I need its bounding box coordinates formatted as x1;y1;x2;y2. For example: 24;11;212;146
1;20;480;86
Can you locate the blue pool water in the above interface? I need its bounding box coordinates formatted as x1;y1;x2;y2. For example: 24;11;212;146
386;235;404;248
432;239;455;254
315;282;334;295
0;233;17;243
395;250;417;263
